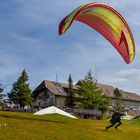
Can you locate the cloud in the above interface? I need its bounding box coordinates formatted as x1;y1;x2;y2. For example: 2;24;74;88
100;68;140;94
0;0;140;95
117;69;140;80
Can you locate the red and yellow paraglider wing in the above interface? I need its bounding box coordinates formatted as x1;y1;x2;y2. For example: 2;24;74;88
59;3;135;64
59;5;85;35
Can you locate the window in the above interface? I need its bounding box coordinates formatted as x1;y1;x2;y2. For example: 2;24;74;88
57;88;64;94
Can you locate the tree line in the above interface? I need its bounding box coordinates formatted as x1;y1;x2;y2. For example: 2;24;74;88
0;70;123;113
65;71;123;114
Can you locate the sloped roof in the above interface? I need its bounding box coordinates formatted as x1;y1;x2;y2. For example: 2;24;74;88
33;80;140;102
33;80;80;99
96;83;115;97
122;91;140;101
33;80;67;97
97;83;140;102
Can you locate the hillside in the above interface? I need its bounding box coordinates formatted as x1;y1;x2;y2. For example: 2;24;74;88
0;111;140;140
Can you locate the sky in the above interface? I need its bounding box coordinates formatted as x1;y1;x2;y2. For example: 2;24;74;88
0;0;140;94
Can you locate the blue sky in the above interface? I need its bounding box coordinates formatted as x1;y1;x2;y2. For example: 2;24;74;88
0;0;140;94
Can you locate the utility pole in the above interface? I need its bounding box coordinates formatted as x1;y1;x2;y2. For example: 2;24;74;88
56;73;58;82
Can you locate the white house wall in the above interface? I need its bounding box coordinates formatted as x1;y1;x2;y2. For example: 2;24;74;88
33;90;56;108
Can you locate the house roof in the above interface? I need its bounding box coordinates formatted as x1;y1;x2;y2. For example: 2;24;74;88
96;83;115;97
33;80;80;99
33;80;67;97
96;83;140;102
33;80;140;102
122;91;140;101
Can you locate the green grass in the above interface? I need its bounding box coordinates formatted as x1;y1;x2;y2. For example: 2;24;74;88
0;111;140;140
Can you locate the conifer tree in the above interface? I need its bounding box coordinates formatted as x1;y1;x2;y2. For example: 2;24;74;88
65;74;75;108
8;70;32;108
0;84;4;106
0;84;4;93
113;88;123;111
78;70;109;113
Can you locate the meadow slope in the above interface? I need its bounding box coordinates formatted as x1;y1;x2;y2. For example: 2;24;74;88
0;111;140;140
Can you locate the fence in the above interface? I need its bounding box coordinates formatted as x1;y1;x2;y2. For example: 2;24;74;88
66;108;102;119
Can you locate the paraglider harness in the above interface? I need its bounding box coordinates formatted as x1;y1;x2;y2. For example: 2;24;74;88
106;111;125;130
110;111;125;124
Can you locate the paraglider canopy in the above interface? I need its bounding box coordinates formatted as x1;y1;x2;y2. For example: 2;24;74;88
59;2;135;64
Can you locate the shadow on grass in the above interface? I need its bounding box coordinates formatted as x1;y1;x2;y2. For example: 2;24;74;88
0;114;66;124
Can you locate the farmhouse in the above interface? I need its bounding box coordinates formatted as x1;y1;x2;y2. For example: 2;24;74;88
33;80;140;114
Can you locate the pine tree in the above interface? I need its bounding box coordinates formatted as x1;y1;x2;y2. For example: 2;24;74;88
65;74;75;108
78;71;109;113
8;69;32;108
113;88;123;111
0;84;4;106
0;84;4;93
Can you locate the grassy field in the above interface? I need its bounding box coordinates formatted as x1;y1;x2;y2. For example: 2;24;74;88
0;111;140;140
